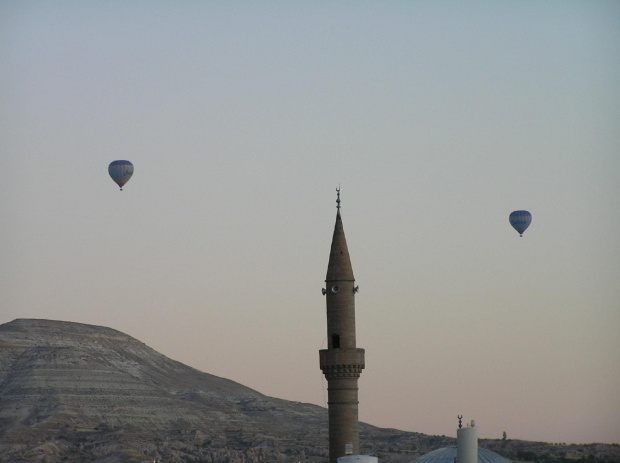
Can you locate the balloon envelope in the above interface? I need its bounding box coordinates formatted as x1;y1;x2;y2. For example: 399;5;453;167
509;210;532;236
108;160;134;190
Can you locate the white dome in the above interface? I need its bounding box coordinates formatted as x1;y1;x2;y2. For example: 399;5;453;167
338;456;379;463
413;446;511;463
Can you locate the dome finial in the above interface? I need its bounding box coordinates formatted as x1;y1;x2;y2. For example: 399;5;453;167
336;185;341;210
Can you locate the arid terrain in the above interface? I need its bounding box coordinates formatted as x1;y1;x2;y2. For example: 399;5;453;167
1;319;618;463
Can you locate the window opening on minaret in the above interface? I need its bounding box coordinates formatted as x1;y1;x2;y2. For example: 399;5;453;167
332;334;340;348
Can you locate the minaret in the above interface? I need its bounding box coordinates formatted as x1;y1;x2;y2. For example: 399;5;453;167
457;417;478;463
320;188;365;463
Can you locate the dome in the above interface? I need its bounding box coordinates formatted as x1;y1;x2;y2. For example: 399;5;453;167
413;446;511;463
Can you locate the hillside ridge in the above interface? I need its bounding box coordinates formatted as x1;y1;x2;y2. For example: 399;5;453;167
1;319;618;463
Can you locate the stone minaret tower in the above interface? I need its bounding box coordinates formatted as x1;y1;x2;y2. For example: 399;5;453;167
320;189;365;463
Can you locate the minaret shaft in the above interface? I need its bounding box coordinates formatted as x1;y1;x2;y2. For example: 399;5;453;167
325;281;357;349
320;206;365;463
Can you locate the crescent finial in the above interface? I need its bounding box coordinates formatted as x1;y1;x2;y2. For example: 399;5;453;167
336;186;341;210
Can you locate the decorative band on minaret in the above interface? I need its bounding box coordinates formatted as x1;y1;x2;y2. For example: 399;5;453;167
320;189;365;463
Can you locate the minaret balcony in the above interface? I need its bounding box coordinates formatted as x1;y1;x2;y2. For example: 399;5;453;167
319;347;365;378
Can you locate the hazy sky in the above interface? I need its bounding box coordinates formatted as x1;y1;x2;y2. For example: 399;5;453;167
2;1;619;446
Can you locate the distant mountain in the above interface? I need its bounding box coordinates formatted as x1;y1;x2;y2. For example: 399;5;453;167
1;319;618;463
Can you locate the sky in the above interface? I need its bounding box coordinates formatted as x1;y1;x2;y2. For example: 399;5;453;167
1;1;619;446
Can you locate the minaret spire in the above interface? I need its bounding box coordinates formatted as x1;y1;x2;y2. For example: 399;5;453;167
326;189;354;282
320;189;365;463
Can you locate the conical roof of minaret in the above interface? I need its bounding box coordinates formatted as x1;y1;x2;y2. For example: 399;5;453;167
326;209;354;281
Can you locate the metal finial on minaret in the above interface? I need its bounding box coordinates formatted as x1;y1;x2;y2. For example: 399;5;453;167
458;415;463;429
336;186;341;210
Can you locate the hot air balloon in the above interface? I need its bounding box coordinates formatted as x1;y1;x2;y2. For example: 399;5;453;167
509;210;532;237
108;160;134;191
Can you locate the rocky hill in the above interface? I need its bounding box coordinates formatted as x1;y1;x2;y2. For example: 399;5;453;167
0;319;618;463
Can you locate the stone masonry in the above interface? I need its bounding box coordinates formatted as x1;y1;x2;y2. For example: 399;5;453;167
319;195;365;463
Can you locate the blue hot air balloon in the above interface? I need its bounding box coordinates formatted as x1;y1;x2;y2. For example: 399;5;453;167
509;210;532;237
108;160;134;191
